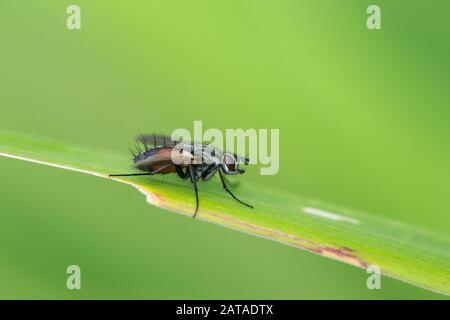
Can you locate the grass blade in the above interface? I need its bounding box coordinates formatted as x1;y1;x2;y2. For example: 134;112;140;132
1;129;449;295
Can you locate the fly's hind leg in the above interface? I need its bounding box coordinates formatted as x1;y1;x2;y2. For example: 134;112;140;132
109;164;172;177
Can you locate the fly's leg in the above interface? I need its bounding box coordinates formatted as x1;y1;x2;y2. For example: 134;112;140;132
176;165;199;217
188;164;200;218
109;173;153;177
222;174;241;187
109;164;172;177
202;164;220;181
218;169;254;209
175;165;190;179
148;164;173;175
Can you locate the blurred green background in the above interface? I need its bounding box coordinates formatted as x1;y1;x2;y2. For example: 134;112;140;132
0;1;449;298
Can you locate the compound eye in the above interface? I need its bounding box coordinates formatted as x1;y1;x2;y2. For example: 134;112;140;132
223;154;236;172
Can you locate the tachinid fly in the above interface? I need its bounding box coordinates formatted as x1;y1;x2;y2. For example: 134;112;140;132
109;134;253;218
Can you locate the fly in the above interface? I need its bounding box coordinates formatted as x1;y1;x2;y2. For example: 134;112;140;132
109;134;254;218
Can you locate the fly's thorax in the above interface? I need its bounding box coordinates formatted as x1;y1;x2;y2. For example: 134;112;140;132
170;142;222;166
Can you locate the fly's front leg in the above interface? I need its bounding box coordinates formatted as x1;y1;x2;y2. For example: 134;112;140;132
218;169;254;209
201;164;220;181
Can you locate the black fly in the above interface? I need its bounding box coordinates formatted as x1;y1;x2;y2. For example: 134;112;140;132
109;134;253;218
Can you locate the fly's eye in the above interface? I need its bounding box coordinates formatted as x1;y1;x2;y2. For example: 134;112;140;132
226;162;236;171
223;154;236;172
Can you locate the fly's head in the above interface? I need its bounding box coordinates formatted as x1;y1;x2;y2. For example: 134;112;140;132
222;153;249;175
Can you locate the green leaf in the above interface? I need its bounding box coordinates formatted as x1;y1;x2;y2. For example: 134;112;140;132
1;129;449;295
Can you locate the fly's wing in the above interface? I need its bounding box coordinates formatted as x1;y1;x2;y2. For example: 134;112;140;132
136;135;224;165
133;147;173;170
133;147;196;170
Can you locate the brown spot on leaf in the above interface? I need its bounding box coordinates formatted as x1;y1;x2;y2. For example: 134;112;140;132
203;211;370;269
127;187;370;270
313;246;368;268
